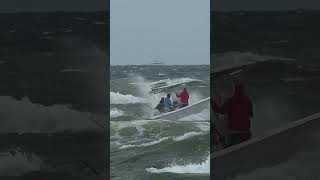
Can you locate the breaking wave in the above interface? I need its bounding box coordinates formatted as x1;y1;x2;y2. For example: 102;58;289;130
110;108;125;118
146;155;210;174
151;78;202;87
172;131;205;142
110;92;148;104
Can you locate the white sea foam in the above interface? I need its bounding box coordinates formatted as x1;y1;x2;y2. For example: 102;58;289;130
110;92;148;104
195;122;210;132
173;131;204;142
117;131;205;149
188;91;207;105
110;108;125;118
151;78;202;87
111;119;164;137
114;122;206;149
146;155;210;174
119;137;170;150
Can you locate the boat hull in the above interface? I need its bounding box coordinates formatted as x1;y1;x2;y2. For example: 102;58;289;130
150;97;210;120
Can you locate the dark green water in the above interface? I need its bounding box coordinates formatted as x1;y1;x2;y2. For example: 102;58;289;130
110;65;210;180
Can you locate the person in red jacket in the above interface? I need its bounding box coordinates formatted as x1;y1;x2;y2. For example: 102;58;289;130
176;88;189;108
211;84;253;147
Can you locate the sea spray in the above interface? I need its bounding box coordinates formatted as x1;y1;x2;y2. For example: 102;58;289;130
110;108;125;118
110;92;148;104
146;155;210;174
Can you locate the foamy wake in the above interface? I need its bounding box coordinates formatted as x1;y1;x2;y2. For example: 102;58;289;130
110;92;148;104
146;155;210;174
0;149;44;176
110;108;125;118
0;96;102;133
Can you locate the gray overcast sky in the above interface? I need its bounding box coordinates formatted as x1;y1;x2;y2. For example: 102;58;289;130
212;0;320;11
0;0;108;12
110;0;210;65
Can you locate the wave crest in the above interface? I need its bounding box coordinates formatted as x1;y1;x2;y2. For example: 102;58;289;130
146;155;210;174
110;92;148;104
110;108;125;118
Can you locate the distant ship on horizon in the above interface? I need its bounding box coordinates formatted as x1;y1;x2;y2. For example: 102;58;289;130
149;57;166;65
151;60;166;65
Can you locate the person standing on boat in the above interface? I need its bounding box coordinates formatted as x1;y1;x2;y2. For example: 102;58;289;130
164;94;173;112
212;83;253;147
176;88;189;108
